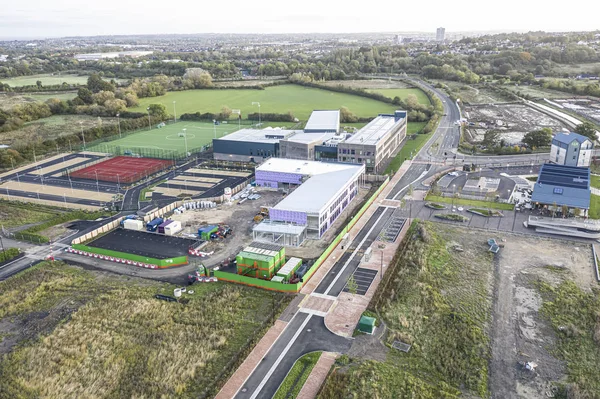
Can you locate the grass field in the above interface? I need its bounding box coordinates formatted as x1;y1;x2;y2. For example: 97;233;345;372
319;222;494;398
0;92;77;111
87;121;239;156
0;115;117;147
588;194;600;219
131;84;398;120
591;175;600;190
366;88;431;105
384;122;428;175
320;79;411;90
0;262;290;398
0;201;61;229
1;74;127;88
425;194;515;211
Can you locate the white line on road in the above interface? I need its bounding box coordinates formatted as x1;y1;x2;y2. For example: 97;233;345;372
323;208;389;296
310;293;337;301
248;313;313;399
391;170;429;200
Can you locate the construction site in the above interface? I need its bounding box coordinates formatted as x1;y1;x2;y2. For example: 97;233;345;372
463;103;569;145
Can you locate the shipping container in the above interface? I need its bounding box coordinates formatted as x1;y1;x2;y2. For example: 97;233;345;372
146;217;164;232
277;257;302;280
158;219;174;234
164;221;182;236
123;219;144;231
198;225;218;240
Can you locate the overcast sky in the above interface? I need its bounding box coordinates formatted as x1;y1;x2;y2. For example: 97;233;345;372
1;0;598;39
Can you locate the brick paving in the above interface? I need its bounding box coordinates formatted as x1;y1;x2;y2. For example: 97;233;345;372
296;352;339;399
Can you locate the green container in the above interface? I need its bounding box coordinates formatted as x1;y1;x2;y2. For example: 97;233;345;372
358;315;376;334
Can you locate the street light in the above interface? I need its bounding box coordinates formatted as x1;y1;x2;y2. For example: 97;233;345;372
252;102;261;127
452;184;456;208
37;167;45;186
79;121;86;150
94;170;99;193
182;128;188;155
173;101;177;122
116;113;121;138
146;107;151;130
212;120;217;139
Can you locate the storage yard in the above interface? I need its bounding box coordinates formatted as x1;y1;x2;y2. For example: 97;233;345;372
463;103;568;145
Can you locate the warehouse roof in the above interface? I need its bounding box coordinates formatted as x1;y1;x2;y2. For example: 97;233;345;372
272;164;364;214
257;157;359;177
304;110;340;132
214;128;299;143
344;113;403;145
531;164;591;209
281;132;337;144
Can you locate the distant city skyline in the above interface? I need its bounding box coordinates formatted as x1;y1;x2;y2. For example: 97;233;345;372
1;0;598;39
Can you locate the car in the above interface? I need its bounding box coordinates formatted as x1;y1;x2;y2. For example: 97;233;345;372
448;171;459;177
457;207;464;211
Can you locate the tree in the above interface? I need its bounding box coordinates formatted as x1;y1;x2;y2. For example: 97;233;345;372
574;122;598;140
92;90;116;106
347;275;358;295
147;104;168;120
183;68;213;89
522;128;552;148
482;130;501;148
340;106;358;123
77;87;93;104
219;106;232;120
87;73;114;93
36;80;42;89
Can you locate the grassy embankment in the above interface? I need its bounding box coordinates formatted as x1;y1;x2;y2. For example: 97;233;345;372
319;222;494;398
0;261;290;399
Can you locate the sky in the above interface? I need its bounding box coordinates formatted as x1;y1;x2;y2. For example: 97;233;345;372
0;0;598;39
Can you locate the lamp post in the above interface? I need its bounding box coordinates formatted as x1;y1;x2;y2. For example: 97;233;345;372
79;122;86;150
94;170;99;194
252;102;261;127
212;120;217;139
116;113;121;138
146;107;151;130
173;101;177;122
452;184;456;208
37;167;45;186
380;250;384;280
183;128;188;156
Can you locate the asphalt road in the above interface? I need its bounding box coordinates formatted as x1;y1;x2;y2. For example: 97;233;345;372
314;206;391;296
235;311;351;399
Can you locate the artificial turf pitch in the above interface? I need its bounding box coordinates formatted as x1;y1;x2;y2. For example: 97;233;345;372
87;121;241;157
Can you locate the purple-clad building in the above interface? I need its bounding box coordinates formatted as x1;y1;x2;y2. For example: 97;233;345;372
254;158;365;240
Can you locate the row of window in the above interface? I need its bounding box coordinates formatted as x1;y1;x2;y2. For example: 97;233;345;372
340;148;374;156
249;149;273;157
329;189;348;213
339;157;373;164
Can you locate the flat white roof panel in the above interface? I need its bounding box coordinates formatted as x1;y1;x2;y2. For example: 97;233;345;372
304;110;340;132
344;115;399;145
257;158;359;176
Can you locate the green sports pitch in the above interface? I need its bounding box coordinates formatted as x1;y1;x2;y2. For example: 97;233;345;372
87;121;241;158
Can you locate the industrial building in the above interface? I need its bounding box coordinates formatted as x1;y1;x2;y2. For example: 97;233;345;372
254;158;365;242
337;111;407;173
531;163;591;212
550;132;593;167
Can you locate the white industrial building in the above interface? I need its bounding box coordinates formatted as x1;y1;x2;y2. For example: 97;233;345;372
254;158;365;244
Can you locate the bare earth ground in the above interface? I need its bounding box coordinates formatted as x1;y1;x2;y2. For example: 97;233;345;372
489;234;596;399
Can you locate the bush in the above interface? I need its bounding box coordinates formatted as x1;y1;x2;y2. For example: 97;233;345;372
0;247;19;263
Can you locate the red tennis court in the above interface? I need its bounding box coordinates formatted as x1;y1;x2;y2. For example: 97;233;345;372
70;156;174;184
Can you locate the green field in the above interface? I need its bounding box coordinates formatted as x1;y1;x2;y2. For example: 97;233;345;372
425;194;515;211
1;74;89;87
87;121;239;156
366;88;431;105
131;84;398;120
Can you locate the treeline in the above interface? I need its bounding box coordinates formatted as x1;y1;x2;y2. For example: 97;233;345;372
180;111;296;123
539;79;600;97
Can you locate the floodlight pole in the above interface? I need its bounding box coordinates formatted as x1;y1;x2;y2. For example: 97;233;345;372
252;102;261;127
173;101;177;122
37;167;44;186
147;107;151;130
117;113;121;138
183;128;188;155
79;122;86;150
213;120;217;139
94;170;99;193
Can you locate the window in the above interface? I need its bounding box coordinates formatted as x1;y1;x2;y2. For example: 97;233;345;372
573;156;576;160
553;188;563;195
351;149;355;155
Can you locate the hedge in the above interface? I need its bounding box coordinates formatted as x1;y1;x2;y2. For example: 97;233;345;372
0;247;20;263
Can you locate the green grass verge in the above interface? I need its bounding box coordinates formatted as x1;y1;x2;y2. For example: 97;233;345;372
468;208;503;217
384;122;429;175
0;261;291;398
589;194;600;219
131;84;398;121
0;248;19;263
2;74;89;87
434;213;469;222
425;194;515;211
536;280;600;397
366;88;431;105
274;352;322;399
319;222;493;398
591;175;600;190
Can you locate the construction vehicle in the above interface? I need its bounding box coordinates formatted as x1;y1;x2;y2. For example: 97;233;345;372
254;207;269;223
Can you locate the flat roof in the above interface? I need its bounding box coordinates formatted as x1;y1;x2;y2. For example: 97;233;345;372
282;132;337;144
277;257;302;276
344;113;402;146
304;110;340;132
253;222;307;235
214;128;299;143
257;158;360;177
272;165;364;214
536;163;590;189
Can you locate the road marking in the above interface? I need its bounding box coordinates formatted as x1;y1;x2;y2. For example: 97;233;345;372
248;313;313;399
323;208;389;296
310;293;337;300
391;170;429;200
298;308;328;317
